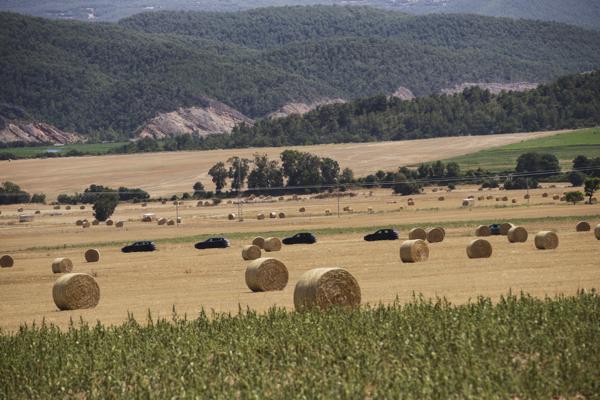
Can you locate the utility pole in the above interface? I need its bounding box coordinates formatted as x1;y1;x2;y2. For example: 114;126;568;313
175;199;179;228
337;186;340;218
526;177;530;206
237;157;243;222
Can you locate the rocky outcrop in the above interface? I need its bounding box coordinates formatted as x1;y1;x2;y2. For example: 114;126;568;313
267;98;345;119
137;99;254;140
441;82;539;95
0;121;83;144
391;86;415;101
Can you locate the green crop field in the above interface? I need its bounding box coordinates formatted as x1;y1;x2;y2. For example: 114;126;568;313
0;142;129;158
444;128;600;172
1;292;598;398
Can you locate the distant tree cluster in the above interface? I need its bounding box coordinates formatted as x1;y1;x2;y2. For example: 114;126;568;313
0;181;45;205
204;151;352;195
57;184;149;204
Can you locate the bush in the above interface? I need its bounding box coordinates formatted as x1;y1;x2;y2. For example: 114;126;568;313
392;181;422;196
565;191;584;204
503;178;539;190
568;171;586;187
480;179;499;189
30;193;46;204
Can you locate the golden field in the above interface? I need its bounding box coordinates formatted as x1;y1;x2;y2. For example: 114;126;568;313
1;184;599;332
0;130;564;199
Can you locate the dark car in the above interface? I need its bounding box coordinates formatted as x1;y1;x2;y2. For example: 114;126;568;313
489;224;502;235
121;241;157;253
194;237;230;249
364;228;399;241
282;232;317;245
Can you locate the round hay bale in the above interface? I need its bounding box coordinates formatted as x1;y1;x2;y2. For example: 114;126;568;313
294;268;361;311
53;205;61;210
157;218;167;225
82;221;90;228
511;199;517;204
257;213;265;220
84;249;100;263
552;195;560;200
92;220;99;226
407;200;415;206
499;223;514;236
367;207;374;213
400;239;429;263
166;219;175;226
576;221;591;232
502;196;508;201
242;245;262;261
534;231;559;250
477;196;484;201
495;198;500;202
426;227;445;243
76;219;83;226
507;226;528;243
177;217;182;224
115;221;124;228
0;255;14;268
52;257;73;274
228;213;236;220
466;239;492;259
245;258;288;292
17;207;23;212
80;205;85;210
432;188;438;193
299;207;306;213
462;200;470;207
542;193;549;198
595;224;600;240
252;236;266;249
278;212;286;219
106;219;113;226
263;237;282;252
343;206;350;211
408;227;427;240
269;212;277;219
35;210;41;214
486;196;493;200
52;273;100;311
560;196;566;202
278;196;284;201
141;203;147;207
66;206;71;210
161;200;167;205
475;225;491;237
524;194;530;199
325;209;332;216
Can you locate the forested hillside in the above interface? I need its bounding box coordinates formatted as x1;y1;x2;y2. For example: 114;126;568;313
1;7;600;137
223;71;600;147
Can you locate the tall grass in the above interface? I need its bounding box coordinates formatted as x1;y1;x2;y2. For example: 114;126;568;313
1;292;598;398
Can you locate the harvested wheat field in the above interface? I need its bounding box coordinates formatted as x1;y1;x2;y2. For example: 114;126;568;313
1;185;598;332
0;130;563;198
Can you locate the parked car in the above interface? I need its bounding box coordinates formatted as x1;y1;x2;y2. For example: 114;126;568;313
363;228;399;241
194;237;230;249
282;232;317;245
489;224;502;235
121;241;156;253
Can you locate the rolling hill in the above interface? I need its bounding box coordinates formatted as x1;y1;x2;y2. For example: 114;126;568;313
0;0;599;30
1;7;600;140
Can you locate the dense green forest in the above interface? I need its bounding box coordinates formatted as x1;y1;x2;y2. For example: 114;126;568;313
1;7;600;137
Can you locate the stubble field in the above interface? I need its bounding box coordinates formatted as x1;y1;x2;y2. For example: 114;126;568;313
1;184;598;332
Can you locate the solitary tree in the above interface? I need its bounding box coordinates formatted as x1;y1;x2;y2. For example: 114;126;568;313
208;162;228;193
584;177;600;204
93;193;118;221
193;181;205;198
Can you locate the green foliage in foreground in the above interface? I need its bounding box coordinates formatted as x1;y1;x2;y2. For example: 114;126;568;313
1;292;599;398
